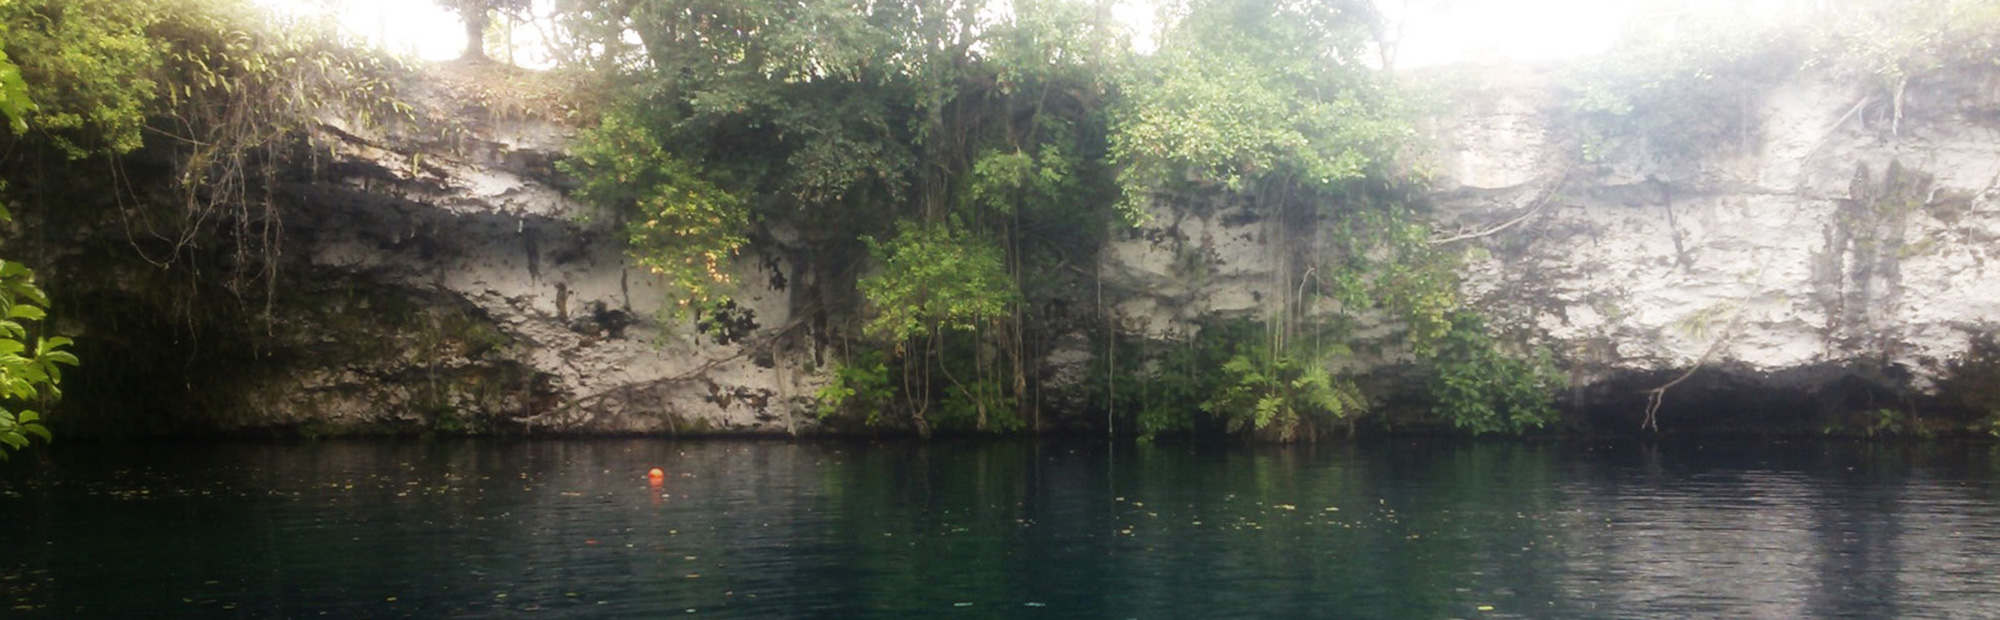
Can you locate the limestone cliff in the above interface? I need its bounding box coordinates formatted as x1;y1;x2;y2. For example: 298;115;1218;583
1097;65;2000;431
1440;67;1999;430
211;63;2000;435
214;70;828;435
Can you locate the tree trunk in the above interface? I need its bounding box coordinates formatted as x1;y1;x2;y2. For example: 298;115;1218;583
462;10;490;62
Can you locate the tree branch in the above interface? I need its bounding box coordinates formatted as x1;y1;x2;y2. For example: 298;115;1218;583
1430;166;1570;246
1800;94;1870;166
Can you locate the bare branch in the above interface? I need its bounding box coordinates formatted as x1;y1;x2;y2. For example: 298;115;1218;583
1430;166;1570;246
1800;94;1871;166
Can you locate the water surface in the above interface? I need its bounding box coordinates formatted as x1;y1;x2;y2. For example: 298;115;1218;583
6;439;2000;619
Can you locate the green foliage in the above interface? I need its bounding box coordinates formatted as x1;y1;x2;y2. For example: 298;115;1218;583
561;107;750;311
857;223;1017;343
1128;326;1238;438
548;0;1126;432
0;0;415;436
0;256;75;458
1324;207;1462;354
1132;380;1196;437
852;222;1030;434
1;0;412;312
967;142;1076;217
1112;319;1363;441
553;0;923;211
1098;0;1460;441
1128;319;1373;442
0;0;410;157
1932;334;2000;435
1111;0;1411;217
0;9;75;456
816;349;894;424
1201;344;1365;443
1867;408;1901;438
0;1;35;134
1822;407;1932;438
938;376;1022;433
1975;413;2000;439
0;0;162;157
1427;312;1559;435
1805;0;2000;90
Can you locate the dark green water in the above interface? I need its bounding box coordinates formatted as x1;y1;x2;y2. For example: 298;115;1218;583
7;439;2000;619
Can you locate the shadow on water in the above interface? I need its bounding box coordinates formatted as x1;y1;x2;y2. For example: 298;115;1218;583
6;438;2000;618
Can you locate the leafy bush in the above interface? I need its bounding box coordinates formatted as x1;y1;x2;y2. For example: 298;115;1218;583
1427;312;1560;435
561;107;750;312
857;222;1017;343
0;250;76;457
815;349;893;425
1111;0;1411;217
937;376;1022;433
1200;333;1366;442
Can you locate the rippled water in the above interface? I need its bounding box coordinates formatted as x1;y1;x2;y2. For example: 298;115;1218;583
6;439;2000;618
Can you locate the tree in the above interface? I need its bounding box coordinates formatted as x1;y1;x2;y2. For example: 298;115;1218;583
0;7;75;457
0;252;74;458
560;107;749;311
857;222;1019;434
555;0;1125;434
435;0;527;62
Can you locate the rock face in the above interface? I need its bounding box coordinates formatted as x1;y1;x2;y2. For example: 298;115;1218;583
238;74;827;435
1414;68;2000;429
241;64;2000;435
1093;66;2000;431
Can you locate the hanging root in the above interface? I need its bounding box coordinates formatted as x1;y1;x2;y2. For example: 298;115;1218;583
1639;364;1702;432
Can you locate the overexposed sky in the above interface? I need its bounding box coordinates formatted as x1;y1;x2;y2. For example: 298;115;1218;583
257;0;483;62
253;0;1647;68
1386;0;1636;68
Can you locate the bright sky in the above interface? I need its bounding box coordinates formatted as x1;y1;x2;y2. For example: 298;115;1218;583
258;0;471;62
252;0;1647;69
1385;0;1637;68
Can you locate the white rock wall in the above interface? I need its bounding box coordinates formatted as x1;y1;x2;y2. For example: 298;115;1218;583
1096;66;2000;413
1434;69;2000;392
266;65;2000;433
266;112;825;434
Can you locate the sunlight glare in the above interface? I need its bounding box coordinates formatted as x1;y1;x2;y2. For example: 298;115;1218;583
253;0;471;62
250;0;1679;70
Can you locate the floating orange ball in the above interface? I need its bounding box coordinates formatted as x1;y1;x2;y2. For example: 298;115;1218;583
647;468;665;480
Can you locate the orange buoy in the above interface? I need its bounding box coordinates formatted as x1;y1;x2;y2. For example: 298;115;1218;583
647;468;666;483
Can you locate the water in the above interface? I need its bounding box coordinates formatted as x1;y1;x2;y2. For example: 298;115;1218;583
7;439;2000;619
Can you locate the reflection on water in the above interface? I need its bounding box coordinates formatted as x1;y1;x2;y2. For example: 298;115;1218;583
6;440;2000;618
